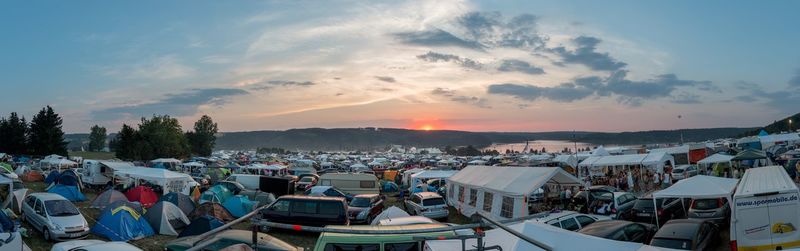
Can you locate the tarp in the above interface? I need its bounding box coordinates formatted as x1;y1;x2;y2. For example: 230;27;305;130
425;220;661;251
125;186;159;208
189;202;235;222
48;185;86;202
370;206;410;225
91;189;129;210
697;153;734;165
179;215;224;237
222;195;257;218
144;201;190;236
91;206;155;241
159;192;196;216
239;190;276;207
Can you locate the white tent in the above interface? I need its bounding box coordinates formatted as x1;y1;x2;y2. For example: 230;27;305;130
425;220;668;251
551;154;578;168
409;170;458;191
697;153;734;165
401;168;425;186
652;175;738;227
578;152;674;177
369;206;410;225
447;166;582;221
649;145;690;155
114;167;198;195
467;159;488;165
759;133;800;149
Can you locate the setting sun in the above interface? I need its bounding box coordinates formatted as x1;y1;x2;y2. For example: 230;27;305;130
420;125;434;131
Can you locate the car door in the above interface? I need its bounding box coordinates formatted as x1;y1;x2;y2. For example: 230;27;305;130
575;215;597;229
624;223;649;243
263;199;291;224
370;197;384;217
32;198;47;231
557;217;581;231
22;197;36;227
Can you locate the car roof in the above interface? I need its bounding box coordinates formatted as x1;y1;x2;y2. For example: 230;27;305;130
354;194;379;198
416;192;442;198
653;219;706;240
29;192;68;201
321;223;456;240
278;195;346;202
578;220;633;236
379;216;436;226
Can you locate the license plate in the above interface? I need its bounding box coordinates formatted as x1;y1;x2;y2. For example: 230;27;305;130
637;213;651;217
68;233;82;237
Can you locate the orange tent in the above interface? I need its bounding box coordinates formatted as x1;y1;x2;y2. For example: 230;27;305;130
21;171;44;182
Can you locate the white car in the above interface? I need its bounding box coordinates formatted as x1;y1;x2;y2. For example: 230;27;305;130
529;210;611;231
22;193;89;241
50;240;142;251
671;165;697;180
404;192;449;220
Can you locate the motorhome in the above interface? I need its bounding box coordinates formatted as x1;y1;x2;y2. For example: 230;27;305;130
319;173;380;195
731;166;800;251
80;160;135;189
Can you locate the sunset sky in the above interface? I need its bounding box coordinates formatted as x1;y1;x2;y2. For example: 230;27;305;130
2;0;799;133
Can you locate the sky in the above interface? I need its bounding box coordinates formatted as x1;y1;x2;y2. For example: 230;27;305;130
1;0;799;133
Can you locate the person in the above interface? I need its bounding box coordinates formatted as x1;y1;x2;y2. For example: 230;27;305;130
663;172;672;188
654;171;661;188
564;187;573;209
597;201;610;214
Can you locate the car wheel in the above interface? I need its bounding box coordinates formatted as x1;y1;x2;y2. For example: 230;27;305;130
43;228;51;241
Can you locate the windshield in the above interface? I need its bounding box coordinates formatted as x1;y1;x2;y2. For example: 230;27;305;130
423;198;445;206
349;197;371;207
692;199;721;210
45;200;80;216
650;238;692;250
300;177;313;182
673;169;685;173
634;198;664;209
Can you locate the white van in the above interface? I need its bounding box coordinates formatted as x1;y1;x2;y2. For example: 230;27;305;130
80;160;134;188
227;174;261;190
318;173;379;195
731;166;800;251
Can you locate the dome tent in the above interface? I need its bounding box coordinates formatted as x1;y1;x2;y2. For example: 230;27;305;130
144;201;191;236
47;184;86;202
125;186;159;208
222;195;257;218
90;189;128;210
159;192;196;216
199;185;233;204
107;200;145;215
90;205;155;241
178;215;224;238
189;202;235;222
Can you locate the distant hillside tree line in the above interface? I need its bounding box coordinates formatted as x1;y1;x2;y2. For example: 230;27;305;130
740;112;799;136
0;106;68;156
111;114;219;161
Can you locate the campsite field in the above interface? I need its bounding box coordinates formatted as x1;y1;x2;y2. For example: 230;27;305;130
19;182;471;251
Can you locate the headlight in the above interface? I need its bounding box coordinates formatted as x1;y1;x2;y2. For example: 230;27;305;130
357;210;369;219
52;224;63;231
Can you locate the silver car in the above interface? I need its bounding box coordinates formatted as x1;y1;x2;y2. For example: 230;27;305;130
404;192;449;220
687;198;730;224
22;193;89;241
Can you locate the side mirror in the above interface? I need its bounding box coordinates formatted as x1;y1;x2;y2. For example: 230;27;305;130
35;209;43;215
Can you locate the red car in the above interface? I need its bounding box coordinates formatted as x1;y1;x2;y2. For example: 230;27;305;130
347;194;385;224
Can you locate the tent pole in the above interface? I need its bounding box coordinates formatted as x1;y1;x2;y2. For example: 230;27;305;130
654;195;659;229
681;197;687;216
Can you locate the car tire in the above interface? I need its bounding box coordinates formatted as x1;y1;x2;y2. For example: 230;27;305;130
43;228;51;242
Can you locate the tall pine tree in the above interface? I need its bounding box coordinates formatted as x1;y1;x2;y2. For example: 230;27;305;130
187;115;218;157
114;124;138;160
28;106;68;156
88;125;107;151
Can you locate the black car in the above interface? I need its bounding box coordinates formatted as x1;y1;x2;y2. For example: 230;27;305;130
649;219;718;250
571;186;619;213
631;195;690;224
578;220;657;244
259;195;349;229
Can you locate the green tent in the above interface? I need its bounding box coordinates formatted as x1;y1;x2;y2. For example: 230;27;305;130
731;149;768;161
0;163;12;173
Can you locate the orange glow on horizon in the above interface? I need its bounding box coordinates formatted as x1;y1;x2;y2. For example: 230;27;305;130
420;125;434;131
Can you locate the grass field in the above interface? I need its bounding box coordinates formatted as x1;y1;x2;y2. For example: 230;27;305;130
68;151;117;160
18;182;471;251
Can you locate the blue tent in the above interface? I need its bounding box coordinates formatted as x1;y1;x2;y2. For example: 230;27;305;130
57;171;80;186
758;130;769;136
382;182;399;192
178;215;224;237
91;206;155;241
222;195;257;218
48;185;86;202
44;170;61;185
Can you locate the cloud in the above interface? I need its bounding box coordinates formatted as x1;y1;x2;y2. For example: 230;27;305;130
497;59;545;75
375;76;396;83
789;69;800;88
431;87;491;108
249;80;317;91
102;55;196;80
431;87;456;97
392;29;485;50
488;70;713;106
416;51;483;70
549;36;627;71
92;88;248;120
671;93;702;104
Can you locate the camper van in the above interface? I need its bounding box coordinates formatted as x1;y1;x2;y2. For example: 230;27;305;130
319;173;380;195
731;166;800;251
80;160;135;189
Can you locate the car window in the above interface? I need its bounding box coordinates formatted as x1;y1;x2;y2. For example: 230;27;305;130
650;238;692;250
34;199;45;216
411;195;420;204
610;229;628;241
270;200;290;212
559;218;580;231
324;189;342;197
385;242;419;251
359;181;375;188
319;201;343;215
25;197;35;208
423;198;445;207
575;216;596;227
324;243;379;251
550;222;561;228
624;224;647;242
291;201;317;214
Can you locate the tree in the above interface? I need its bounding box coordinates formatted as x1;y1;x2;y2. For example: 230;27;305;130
137;115;189;159
114;124;138;160
0;112;28;154
28;106;67;156
88;125;107;151
187;115;218;156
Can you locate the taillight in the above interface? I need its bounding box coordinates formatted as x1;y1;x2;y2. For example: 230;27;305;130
611;208;617;214
730;240;737;251
718;198;724;207
657;208;664;216
690;200;696;209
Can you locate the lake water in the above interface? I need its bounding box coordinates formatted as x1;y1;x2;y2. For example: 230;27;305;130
483;140;594;153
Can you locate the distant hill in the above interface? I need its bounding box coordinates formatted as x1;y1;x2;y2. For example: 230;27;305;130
741;112;800;136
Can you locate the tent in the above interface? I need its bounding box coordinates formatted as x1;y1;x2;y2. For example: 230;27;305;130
44;170;60;185
20;171;44;182
426;220;658;251
160;192;196;216
381;181;399;192
731;149;768;161
199;185;233;204
652;175;739;228
578;152;674;177
91;189;129;210
48;184;86;202
189;202;235;222
222;195;257;218
447;166;582;221
409;170;458;193
114;167;198;195
11;188;29;214
178;215;224;238
57;170;80;187
697;153;734;165
144;201;191;236
239;190;276;207
0;163;11;173
125;186;159;208
91;205;155;241
107;200;145;216
370;206;410;225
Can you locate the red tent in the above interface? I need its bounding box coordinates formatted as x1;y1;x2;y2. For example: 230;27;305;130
125;186;159;208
